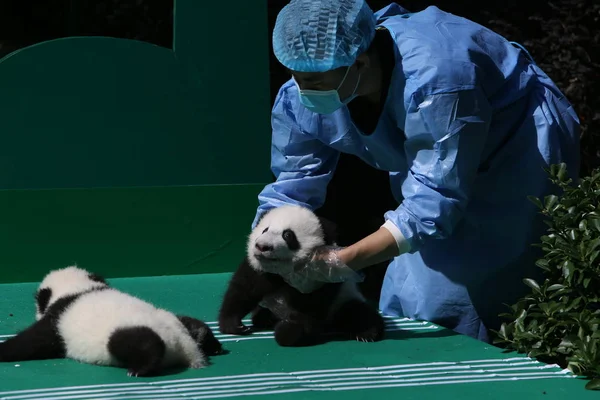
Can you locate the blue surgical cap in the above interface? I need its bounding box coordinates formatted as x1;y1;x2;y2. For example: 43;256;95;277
272;0;377;73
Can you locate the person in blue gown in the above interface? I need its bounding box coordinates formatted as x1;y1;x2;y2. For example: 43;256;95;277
252;0;581;343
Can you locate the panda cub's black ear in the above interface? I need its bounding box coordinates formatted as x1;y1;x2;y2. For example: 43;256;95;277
88;272;108;285
35;288;52;315
317;216;338;245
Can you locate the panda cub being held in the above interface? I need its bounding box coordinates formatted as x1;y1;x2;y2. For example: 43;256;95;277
218;204;386;347
0;266;223;377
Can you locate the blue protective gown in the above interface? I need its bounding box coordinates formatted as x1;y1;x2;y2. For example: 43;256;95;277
252;4;580;342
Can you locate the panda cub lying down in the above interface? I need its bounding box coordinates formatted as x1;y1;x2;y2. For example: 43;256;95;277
218;204;386;346
0;266;223;377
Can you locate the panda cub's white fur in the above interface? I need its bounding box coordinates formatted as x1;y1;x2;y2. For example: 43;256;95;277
54;279;206;369
247;205;327;274
1;266;223;377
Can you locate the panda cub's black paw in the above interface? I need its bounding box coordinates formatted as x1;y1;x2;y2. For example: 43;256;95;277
355;326;385;343
235;325;253;335
218;319;253;336
126;367;154;378
273;320;313;347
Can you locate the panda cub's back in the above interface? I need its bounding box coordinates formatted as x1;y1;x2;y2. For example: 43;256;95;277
57;288;190;365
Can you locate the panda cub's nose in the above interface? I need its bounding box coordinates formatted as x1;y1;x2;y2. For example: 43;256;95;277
255;243;273;252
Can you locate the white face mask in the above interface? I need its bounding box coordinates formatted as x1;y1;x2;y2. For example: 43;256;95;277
293;66;361;114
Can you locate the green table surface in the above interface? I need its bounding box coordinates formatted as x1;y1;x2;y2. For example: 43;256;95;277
0;272;592;399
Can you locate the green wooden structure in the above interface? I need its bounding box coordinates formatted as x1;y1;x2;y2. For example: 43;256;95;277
0;1;271;283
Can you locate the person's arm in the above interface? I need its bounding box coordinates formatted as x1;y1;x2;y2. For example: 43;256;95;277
252;83;340;229
339;86;493;270
338;226;404;271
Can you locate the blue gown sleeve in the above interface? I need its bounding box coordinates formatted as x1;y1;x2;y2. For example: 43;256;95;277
252;87;340;229
384;86;492;253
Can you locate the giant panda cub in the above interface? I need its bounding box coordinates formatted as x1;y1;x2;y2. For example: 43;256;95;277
218;204;385;347
0;266;223;377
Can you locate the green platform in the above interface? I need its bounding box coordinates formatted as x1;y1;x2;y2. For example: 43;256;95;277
0;272;592;399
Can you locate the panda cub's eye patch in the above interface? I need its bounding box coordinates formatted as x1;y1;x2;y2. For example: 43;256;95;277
282;229;300;251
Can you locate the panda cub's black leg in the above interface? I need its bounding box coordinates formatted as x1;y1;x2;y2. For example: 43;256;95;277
107;326;166;377
273;312;325;347
177;315;224;356
0;318;65;362
331;299;386;342
251;307;279;331
273;320;313;347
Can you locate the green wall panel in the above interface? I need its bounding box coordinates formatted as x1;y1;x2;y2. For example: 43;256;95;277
0;184;263;284
0;0;272;190
0;0;273;283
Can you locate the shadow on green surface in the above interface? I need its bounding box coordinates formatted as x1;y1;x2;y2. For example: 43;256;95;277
239;324;462;349
384;327;461;341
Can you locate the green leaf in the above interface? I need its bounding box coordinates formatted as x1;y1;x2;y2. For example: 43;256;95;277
528;195;543;210
520;331;540;340
585;378;600;390
547;284;565;291
584;277;592;289
589;216;600;232
528;348;548;358
568;229;578;241
523;278;541;293
587;238;600;256
562;260;575;281
582;180;591;191
535;259;550;270
544;195;559;211
540;235;554;244
560;337;576;348
557;163;568;181
499;323;508;339
571;297;583;309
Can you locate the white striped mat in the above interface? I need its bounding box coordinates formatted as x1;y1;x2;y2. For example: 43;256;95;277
0;357;573;400
0;316;441;344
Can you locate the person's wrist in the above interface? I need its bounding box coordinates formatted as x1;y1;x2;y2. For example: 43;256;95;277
337;246;358;270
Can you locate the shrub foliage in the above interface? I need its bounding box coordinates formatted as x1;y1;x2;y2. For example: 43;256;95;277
493;163;600;390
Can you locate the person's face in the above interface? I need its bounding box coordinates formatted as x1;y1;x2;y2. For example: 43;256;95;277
290;62;363;102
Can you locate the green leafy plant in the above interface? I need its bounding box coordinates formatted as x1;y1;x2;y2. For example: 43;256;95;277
492;163;600;391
